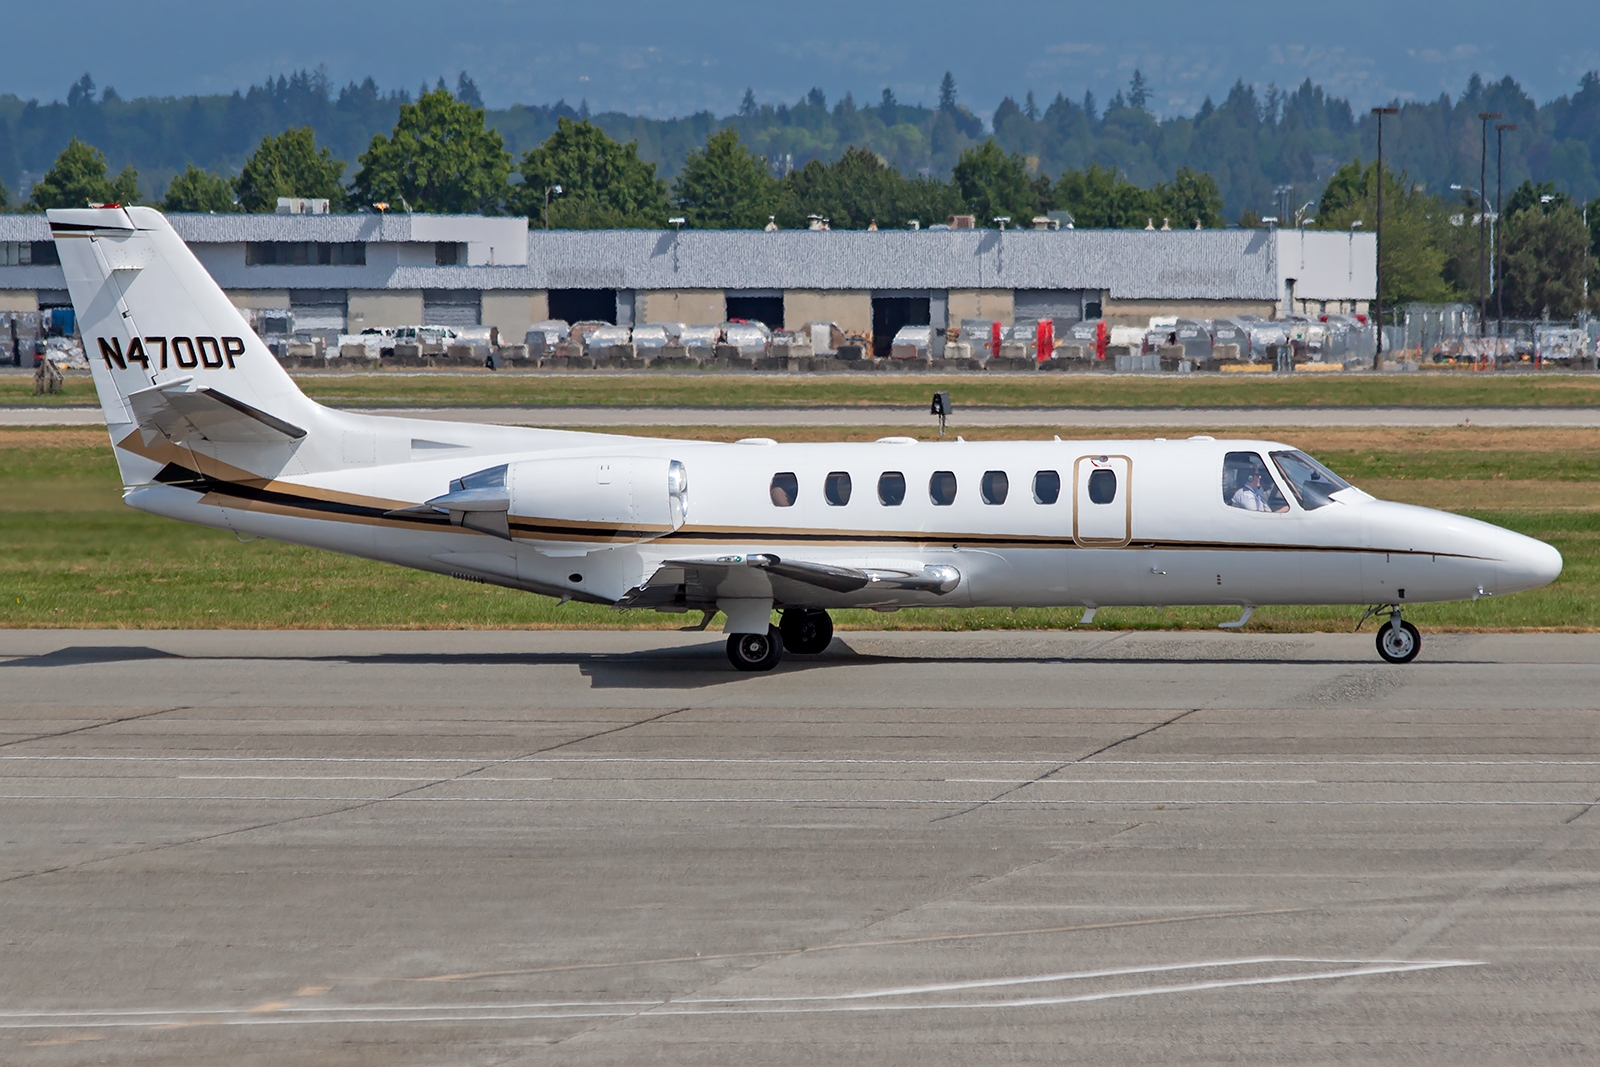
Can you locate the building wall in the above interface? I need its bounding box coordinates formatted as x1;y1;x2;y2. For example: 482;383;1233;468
946;289;1014;326
349;290;424;330
638;290;725;326
783;290;871;334
0;291;38;312
1102;298;1278;326
226;290;290;310
480;291;545;339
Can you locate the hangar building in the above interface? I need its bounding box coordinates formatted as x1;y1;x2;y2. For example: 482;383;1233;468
0;213;1375;353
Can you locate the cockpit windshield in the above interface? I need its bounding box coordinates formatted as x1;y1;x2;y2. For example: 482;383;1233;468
1270;450;1351;510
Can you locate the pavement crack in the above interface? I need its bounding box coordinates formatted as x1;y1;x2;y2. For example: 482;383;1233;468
0;706;192;750
932;707;1202;822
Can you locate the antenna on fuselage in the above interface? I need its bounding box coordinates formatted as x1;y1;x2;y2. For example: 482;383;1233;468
930;390;951;436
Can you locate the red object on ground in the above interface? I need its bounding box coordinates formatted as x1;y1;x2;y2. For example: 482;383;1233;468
990;321;1002;358
1095;320;1108;360
1036;318;1054;361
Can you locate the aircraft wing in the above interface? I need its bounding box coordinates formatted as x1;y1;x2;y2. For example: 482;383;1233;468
618;553;960;610
126;377;306;445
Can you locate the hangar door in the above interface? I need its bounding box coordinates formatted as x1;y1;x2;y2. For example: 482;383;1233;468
1073;455;1131;546
1014;289;1086;325
423;289;482;327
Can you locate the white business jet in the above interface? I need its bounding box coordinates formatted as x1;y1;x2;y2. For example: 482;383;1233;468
52;206;1562;670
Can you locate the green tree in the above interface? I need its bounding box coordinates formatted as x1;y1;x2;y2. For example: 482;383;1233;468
776;146;960;229
352;88;512;214
1052;163;1157;228
1152;167;1225;228
517;118;669;228
27;137;140;210
671;127;779;229
235;127;347;212
1497;185;1594;317
162;164;237;213
1316;158;1456;306
951;140;1039;224
0;176;10;212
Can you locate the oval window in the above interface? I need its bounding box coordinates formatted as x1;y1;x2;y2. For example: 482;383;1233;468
929;470;957;506
878;471;906;506
770;471;798;507
1033;470;1061;504
1087;468;1117;504
981;470;1009;505
824;471;852;506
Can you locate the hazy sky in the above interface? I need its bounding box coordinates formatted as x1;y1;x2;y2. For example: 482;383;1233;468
9;1;1597;119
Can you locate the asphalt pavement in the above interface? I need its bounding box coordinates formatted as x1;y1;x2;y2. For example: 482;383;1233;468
1;629;1596;1065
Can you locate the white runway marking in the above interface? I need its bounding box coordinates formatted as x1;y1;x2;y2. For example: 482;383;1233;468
5;756;1599;767
0;794;1589;806
0;957;1482;1030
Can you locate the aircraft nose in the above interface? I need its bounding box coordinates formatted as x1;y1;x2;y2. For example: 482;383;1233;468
1498;533;1563;594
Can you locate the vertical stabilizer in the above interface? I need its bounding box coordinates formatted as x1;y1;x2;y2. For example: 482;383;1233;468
48;206;324;485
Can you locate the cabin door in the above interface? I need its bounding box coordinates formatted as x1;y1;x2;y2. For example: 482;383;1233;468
1073;455;1131;547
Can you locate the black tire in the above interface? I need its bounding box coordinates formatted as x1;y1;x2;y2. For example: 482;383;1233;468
779;609;834;655
727;626;784;672
1376;620;1421;664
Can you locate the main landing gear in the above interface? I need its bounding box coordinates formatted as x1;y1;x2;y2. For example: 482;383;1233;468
725;610;835;671
779;608;834;655
1375;606;1421;664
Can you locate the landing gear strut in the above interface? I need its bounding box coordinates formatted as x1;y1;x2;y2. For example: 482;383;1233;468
779;608;834;655
1375;606;1421;664
727;625;784;671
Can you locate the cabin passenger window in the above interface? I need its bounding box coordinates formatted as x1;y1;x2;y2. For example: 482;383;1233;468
981;470;1009;505
770;472;798;507
1271;450;1351;511
1087;469;1117;504
1222;451;1289;512
824;471;853;506
878;471;906;506
929;470;957;505
1033;470;1061;504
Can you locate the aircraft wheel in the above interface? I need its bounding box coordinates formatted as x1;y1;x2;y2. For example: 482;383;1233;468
727;626;784;671
1376;620;1421;664
779;609;834;655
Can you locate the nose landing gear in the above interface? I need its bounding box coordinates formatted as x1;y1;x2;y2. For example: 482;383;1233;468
1375;607;1421;664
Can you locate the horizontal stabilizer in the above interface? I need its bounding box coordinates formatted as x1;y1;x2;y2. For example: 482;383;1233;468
126;378;306;445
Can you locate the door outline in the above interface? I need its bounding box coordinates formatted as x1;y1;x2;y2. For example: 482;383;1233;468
1072;454;1133;547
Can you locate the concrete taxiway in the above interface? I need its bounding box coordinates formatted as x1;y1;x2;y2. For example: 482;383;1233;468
7;404;1600;428
1;629;1596;1065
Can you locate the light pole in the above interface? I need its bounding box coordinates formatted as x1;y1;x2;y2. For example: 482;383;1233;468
1477;111;1502;335
1372;106;1398;357
1495;122;1516;340
543;184;562;230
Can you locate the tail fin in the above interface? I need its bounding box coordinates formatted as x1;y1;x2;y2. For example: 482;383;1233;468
49;206;323;484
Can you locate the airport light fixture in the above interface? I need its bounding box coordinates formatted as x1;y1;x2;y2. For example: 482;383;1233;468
543;184;563;230
1372;105;1399;356
1476;112;1502;335
1496;123;1517;339
992;216;1011;230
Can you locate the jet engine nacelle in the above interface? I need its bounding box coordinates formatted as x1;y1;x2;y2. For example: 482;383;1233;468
508;455;688;543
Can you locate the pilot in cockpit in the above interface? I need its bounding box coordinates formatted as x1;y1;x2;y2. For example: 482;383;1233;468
1225;454;1290;513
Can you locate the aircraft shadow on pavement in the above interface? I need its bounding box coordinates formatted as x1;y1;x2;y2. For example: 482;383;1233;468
1;646;182;668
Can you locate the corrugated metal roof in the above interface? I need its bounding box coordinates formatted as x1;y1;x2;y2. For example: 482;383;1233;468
0;213;1340;301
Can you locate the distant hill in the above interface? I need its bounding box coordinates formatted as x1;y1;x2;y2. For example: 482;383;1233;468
2;70;1598;219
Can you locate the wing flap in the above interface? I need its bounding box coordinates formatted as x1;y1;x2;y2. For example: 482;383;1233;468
618;553;960;610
